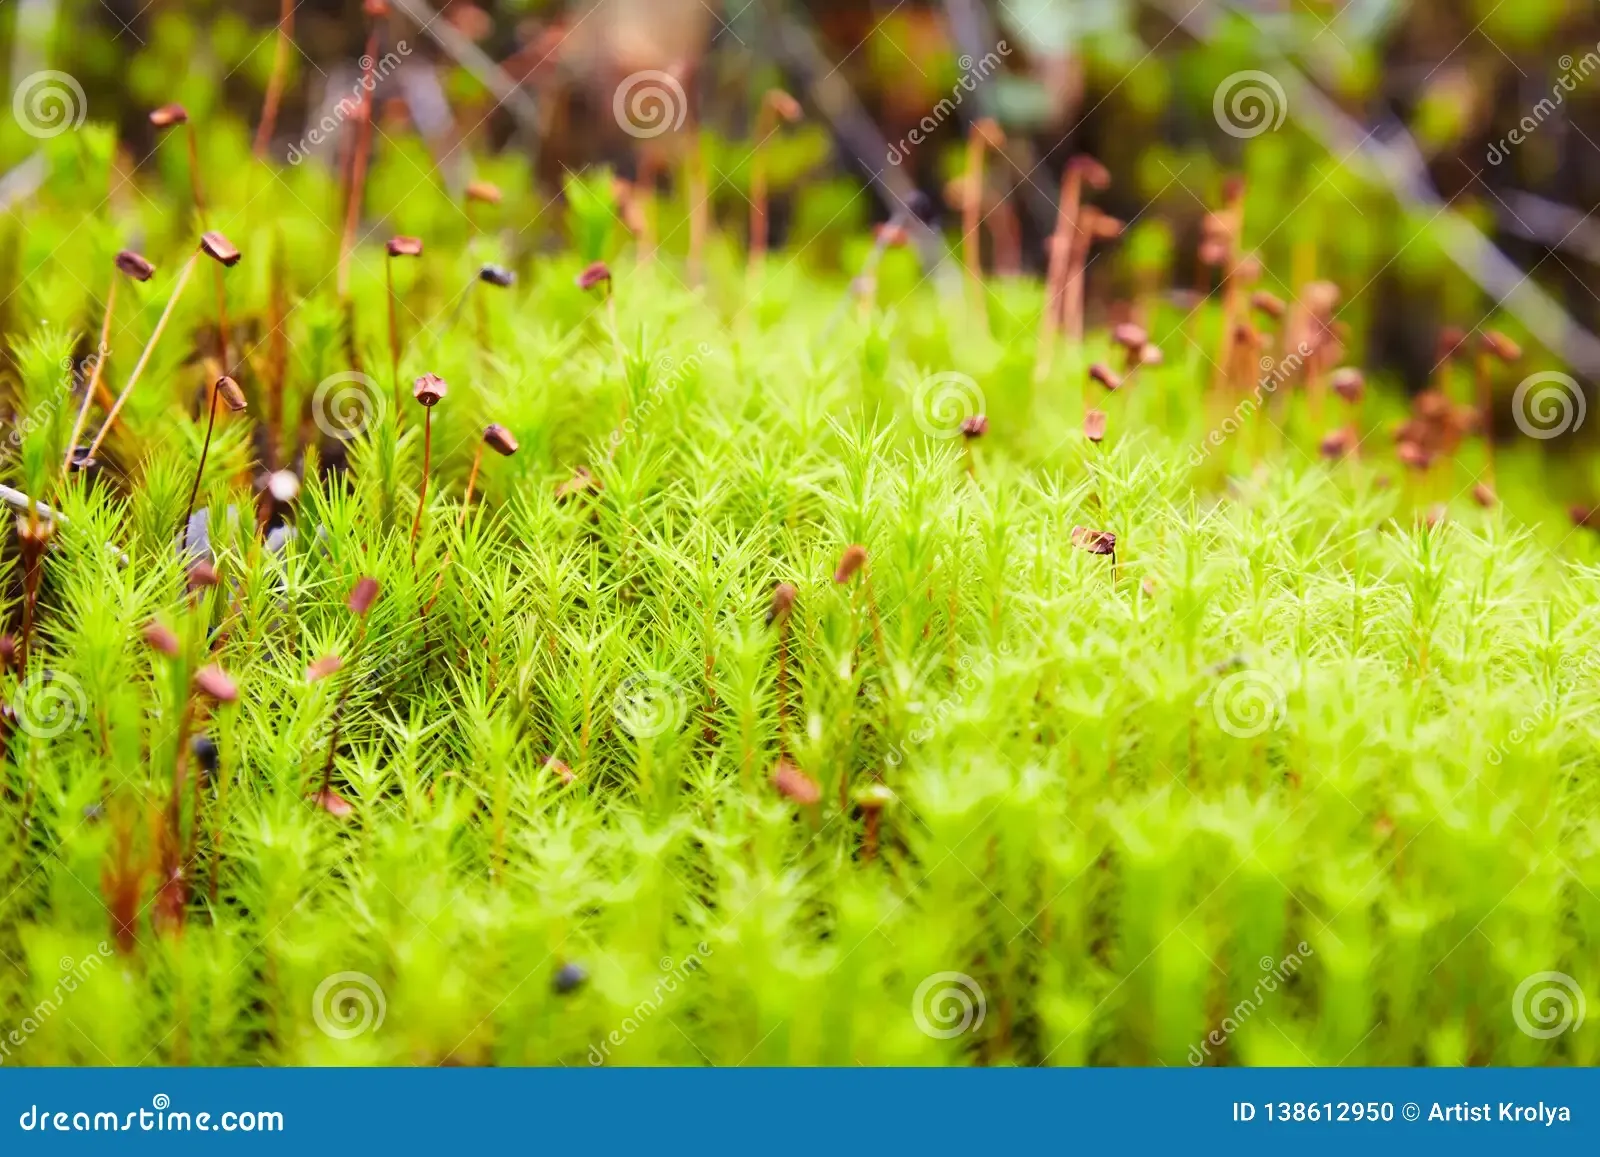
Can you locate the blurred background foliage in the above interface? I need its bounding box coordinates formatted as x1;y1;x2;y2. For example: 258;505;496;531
3;0;1600;398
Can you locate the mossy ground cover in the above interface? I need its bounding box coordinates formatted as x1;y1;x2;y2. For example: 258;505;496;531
0;116;1595;1068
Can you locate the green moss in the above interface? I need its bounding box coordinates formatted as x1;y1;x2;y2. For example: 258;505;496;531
0;138;1593;1069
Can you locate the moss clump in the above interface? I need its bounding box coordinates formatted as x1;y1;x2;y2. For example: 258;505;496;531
0;127;1595;1067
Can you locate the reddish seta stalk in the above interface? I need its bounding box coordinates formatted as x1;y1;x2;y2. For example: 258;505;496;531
337;2;387;298
252;0;295;157
412;409;434;561
410;373;448;563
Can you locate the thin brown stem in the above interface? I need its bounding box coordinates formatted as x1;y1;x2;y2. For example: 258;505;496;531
161;696;198;931
87;253;200;460
207;737;229;905
387;256;402;419
688;130;708;288
185;126;207;228
214;264;230;375
1209;185;1247;396
63;281;116;475
18;537;44;670
1062;230;1090;342
459;442;484;528
182;380;223;541
989;195;1022;278
337;26;381;297
748;101;781;278
961;126;989;314
775;616;791;751
862;571;888;666
184;130;206;227
267;235;288;468
1476;351;1497;483
318;621;368;802
252;0;295;158
1035;168;1082;381
636;148;660;264
606;294;629;417
183;721;210;871
410;408;433;562
422;558;452;618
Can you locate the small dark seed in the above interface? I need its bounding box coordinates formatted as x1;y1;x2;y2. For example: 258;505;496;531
553;962;589;994
191;734;219;776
